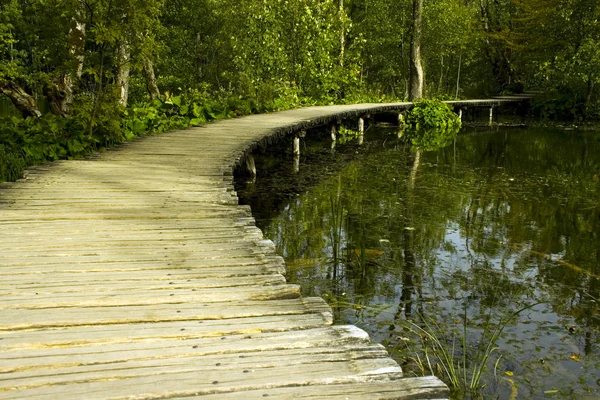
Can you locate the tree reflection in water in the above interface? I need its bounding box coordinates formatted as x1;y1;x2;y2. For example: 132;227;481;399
235;126;600;399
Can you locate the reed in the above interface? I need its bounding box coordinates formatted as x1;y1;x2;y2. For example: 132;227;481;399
394;302;540;398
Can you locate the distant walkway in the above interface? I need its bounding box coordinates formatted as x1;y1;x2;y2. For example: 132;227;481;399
0;100;527;399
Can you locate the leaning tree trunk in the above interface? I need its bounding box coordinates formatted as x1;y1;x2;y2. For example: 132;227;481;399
409;0;424;101
142;57;160;100
116;41;131;107
0;81;42;118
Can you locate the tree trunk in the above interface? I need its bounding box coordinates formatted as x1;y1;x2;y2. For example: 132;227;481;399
409;0;424;101
438;55;444;95
196;32;204;82
117;41;131;107
142;57;160;100
43;75;73;117
0;81;42;118
69;10;86;80
339;0;345;67
455;53;462;99
43;8;86;117
478;0;514;89
584;75;595;119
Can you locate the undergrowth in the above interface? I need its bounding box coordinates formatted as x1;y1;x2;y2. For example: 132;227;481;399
403;99;462;150
0;87;404;183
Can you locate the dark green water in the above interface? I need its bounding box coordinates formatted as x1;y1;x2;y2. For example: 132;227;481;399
235;126;600;399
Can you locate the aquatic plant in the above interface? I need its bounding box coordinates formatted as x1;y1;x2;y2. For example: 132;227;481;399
393;302;540;399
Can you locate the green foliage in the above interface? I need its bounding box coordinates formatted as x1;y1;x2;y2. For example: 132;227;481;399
403;100;461;150
0;85;322;182
3;0;600;181
337;126;361;144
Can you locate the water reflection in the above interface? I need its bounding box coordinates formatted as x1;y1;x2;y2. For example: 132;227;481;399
235;127;600;399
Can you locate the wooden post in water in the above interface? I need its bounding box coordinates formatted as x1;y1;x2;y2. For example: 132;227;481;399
293;131;304;173
458;108;463;121
358;114;368;145
489;106;493;126
330;122;337;141
293;133;302;157
245;154;256;178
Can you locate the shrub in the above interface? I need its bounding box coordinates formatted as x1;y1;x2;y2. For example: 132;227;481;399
404;100;462;150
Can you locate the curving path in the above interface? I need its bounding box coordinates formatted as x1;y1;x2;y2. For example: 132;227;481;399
0;101;528;399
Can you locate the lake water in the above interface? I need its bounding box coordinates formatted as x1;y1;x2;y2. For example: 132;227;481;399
235;125;600;399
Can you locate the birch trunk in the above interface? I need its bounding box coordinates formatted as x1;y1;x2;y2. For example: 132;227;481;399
142;57;160;100
339;0;345;67
117;42;131;107
409;0;424;101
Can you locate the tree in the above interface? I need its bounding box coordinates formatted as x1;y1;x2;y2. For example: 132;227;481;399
409;0;424;100
478;0;517;91
513;0;600;118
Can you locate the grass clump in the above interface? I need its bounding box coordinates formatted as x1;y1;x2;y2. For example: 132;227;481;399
392;302;539;399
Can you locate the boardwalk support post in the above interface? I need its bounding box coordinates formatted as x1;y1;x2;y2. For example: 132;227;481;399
358;115;365;133
293;132;303;157
397;112;405;127
458;108;463;121
330;122;337;142
245;154;256;178
293;131;304;173
358;114;368;145
489;106;493;125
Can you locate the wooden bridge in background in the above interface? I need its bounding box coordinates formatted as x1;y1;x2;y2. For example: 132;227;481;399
0;98;529;399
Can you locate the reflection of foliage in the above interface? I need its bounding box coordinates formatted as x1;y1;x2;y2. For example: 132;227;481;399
337;126;361;144
404;100;461;150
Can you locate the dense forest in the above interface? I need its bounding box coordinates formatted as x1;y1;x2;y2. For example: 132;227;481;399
1;0;599;179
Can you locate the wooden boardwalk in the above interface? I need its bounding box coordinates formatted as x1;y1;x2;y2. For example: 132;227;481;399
0;100;529;399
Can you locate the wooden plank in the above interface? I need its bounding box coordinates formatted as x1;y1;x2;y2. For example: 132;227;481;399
175;378;449;399
0;284;301;309
0;273;286;290
0;358;402;400
0;314;335;350
0;297;332;330
0;326;373;369
2;345;394;387
0;259;285;277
